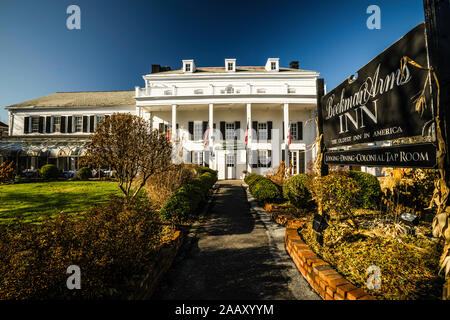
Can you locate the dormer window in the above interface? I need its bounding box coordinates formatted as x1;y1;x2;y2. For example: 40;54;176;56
265;58;279;72
182;59;195;73
225;59;236;72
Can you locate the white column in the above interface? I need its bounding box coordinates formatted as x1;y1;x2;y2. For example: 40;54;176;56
171;104;177;141
246;103;252;172
209;103;214;145
283;103;290;168
208;103;214;169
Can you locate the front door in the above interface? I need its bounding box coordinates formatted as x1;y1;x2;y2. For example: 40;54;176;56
226;153;236;179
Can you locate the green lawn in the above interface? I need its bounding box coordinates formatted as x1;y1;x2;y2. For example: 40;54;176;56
0;181;121;224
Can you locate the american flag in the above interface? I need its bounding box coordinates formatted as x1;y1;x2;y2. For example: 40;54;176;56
166;128;171;142
244;122;249;146
203;125;210;147
287;124;291;147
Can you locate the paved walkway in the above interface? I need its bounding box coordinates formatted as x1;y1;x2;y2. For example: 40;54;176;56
152;180;320;300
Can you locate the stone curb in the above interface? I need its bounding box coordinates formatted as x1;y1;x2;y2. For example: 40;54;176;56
243;183;377;301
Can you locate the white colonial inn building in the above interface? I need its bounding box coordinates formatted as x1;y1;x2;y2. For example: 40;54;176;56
1;58;319;180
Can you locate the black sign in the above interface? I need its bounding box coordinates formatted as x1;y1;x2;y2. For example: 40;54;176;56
324;143;437;168
320;23;434;148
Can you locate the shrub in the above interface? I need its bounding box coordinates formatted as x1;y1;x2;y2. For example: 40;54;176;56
283;174;313;208
40;164;59;180
0;196;162;299
0;161;15;184
144;164;198;209
160;171;217;222
310;173;359;224
245;174;282;203
347;171;381;210
77;167;93;180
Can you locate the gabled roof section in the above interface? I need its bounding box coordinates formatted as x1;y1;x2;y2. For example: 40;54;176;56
6;90;136;109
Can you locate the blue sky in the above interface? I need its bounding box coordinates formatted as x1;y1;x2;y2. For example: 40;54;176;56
0;0;425;123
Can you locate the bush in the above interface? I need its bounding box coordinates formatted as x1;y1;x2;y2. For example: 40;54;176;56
160;171;218;222
144;164;198;209
77;167;93;180
0;161;15;184
310;173;359;223
40;164;59;180
283;174;313;208
0;196;162;299
347;171;381;210
245;173;282;203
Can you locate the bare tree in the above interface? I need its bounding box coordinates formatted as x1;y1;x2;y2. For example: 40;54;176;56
81;113;172;199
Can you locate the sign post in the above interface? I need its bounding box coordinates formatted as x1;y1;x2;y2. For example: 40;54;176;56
423;0;450;300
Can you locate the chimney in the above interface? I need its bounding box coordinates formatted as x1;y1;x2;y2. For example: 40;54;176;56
289;61;299;69
151;64;161;73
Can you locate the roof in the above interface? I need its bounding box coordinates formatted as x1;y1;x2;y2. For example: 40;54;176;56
6;90;135;109
148;66;315;75
0;121;8;128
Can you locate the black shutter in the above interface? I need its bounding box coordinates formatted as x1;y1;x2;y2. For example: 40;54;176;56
202;121;208;137
46;117;51;133
234;121;240;140
90;115;95;133
282;149;285;162
38;117;44;133
252;121;258;142
82;116;88;132
297;121;303;140
268;121;272;140
158;123;164;133
282;121;285;140
24;117;30;134
176;123;179;129
188;121;194;140
164;124;168;133
268;150;272;168
60;116;66;133
67;116;72;133
220;121;225;141
251;150;258;168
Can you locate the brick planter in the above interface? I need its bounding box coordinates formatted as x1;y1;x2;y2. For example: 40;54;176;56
285;222;376;300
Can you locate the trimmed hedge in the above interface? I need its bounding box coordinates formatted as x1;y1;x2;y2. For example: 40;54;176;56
40;164;59;180
347;171;381;210
77;167;92;180
160;170;218;222
282;174;312;208
245;173;282;203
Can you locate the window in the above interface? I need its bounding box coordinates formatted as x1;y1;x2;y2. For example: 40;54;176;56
258;150;271;168
271;62;277;70
194;89;203;94
31;117;39;133
74;116;83;133
290;123;297;141
164;90;172;95
226;154;235;167
228;62;233;71
257;123;267;141
257;88;266;93
225;123;235;141
52;116;61;133
96;115;105;129
288;88;296;94
185;64;191;72
193;151;203;165
194;122;203;141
